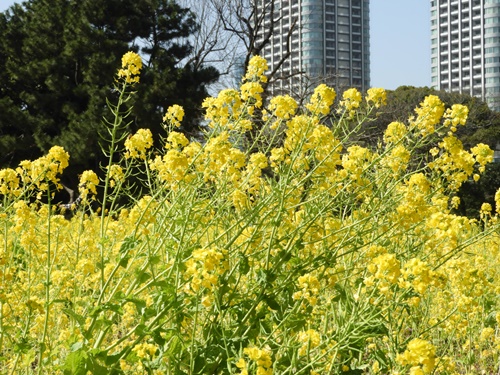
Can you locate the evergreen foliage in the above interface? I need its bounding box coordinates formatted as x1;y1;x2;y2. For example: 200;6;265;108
0;0;219;174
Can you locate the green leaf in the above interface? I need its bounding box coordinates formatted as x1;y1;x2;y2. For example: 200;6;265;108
119;235;138;254
63;349;88;375
238;254;250;275
125;297;146;315
13;338;33;354
63;309;86;330
135;270;151;284
263;294;280;311
118;255;131;268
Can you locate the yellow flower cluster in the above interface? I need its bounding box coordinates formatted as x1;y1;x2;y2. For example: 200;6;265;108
339;88;362;118
381;144;411;176
184;246;228;306
237;346;273;375
413;95;445;136
117;51;142;83
16;145;70;192
429;135;493;190
293;273;321;306
132;342;158;359
0;168;20;197
107;164;124;188
78;170;99;201
124;128;154;159
400;258;437;296
243;55;268;84
203;89;241;123
163;104;185;129
366;87;387;108
306;83;336;116
3;55;500;374
395;173;432;227
266;94;298;129
396;338;436;374
365;252;401;296
383;121;407;144
297;329;322;356
443;103;469;132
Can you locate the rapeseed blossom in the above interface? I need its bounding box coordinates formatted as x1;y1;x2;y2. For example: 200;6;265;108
298;329;321;356
443;103;468;132
0;168;20;197
79;170;99;201
267;94;298;129
242;346;273;375
414;95;444;135
117;51;142;83
243;55;268;83
124;128;153;159
163;104;185;128
339;88;362;117
306;84;336;116
202;88;243;128
396;338;436;374
366;87;387;108
3;55;500;374
383;121;407;144
107;164;124;188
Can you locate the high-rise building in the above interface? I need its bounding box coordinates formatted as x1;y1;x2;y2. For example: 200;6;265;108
431;0;500;109
256;0;370;97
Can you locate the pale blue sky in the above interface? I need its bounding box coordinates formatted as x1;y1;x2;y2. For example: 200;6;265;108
0;0;431;90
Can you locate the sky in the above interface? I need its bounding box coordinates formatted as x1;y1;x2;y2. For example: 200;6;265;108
0;0;431;90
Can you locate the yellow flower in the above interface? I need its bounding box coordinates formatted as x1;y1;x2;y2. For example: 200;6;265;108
339;88;362;117
471;143;493;172
293;273;321;306
414;95;444;135
381;144;411;176
117;51;142;83
132;342;158;359
396;338;436;374
479;327;495;342
366;87;387;108
0;168;20;197
495;188;500;214
306;84;336;116
166;131;189;150
243;346;273;375
268;95;298;122
107;164;124;188
384;121;407;144
125;128;154;159
243;55;268;83
241;81;264;108
401;258;435;295
297;329;321;356
236;358;249;375
443;104;468;132
202;89;244;129
163;104;185;128
79;170;99;201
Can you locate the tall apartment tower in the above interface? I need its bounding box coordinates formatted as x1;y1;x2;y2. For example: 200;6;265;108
256;0;370;97
431;0;500;109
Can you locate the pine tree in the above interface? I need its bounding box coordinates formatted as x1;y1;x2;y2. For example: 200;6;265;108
0;0;219;174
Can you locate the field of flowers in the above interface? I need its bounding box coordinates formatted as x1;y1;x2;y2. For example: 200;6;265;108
1;52;500;374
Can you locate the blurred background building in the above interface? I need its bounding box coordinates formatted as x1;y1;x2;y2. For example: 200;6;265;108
256;0;370;97
431;0;500;110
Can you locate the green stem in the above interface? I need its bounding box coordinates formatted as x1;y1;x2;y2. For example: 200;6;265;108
100;82;129;290
37;187;53;375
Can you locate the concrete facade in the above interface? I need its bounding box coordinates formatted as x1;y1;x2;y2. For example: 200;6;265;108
431;0;500;109
256;0;370;97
